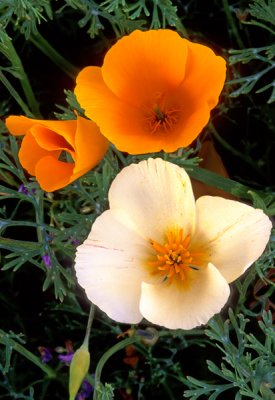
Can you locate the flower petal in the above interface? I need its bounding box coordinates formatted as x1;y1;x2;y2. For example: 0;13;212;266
75;67;156;153
102;29;188;106
19;133;59;175
6;115;36;135
159;96;210;151
73;116;109;174
35;156;74;192
33;120;76;148
183;41;226;108
140;263;230;329
75;209;152;324
192;196;272;283
6;116;76;147
31;125;75;154
109;158;196;242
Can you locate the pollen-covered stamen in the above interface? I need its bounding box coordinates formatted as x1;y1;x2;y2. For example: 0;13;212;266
148;229;202;283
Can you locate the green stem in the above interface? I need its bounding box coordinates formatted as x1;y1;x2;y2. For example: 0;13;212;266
222;0;244;48
93;336;140;399
5;32;41;116
83;303;96;348
30;32;79;79
34;190;45;244
0;331;56;379
188;165;252;200
0;70;33;117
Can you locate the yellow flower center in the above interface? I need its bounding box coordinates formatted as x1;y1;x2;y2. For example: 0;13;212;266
144;93;180;134
148;229;203;285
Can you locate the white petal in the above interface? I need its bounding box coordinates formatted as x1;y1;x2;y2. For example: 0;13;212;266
75;209;151;324
109;158;196;242
140;263;230;329
192;196;272;283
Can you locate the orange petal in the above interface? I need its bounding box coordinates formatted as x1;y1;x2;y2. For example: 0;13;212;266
34;120;76;148
183;40;226;109
102;29;188;107
73;116;109;174
6;116;36;136
18;133;59;175
75;67;153;152
158;88;210;151
6;115;76;149
35;155;74;192
31;125;75;157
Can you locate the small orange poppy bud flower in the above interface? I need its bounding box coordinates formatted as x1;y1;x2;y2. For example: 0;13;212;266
5;115;109;192
75;29;226;154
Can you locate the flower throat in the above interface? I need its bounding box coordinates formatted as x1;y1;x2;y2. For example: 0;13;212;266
145;93;179;134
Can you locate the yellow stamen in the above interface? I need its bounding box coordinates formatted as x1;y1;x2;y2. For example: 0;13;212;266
148;229;203;284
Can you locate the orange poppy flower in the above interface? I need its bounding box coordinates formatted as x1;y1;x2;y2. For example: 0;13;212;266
74;29;226;154
5;115;109;192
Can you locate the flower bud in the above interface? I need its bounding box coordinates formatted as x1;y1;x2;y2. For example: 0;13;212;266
69;344;90;400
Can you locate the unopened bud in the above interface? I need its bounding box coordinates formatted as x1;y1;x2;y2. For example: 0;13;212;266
69;344;90;400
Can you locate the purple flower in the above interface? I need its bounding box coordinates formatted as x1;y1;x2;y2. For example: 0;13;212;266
42;254;51;269
18;184;29;195
70;237;81;246
58;352;74;365
76;379;93;399
38;346;53;363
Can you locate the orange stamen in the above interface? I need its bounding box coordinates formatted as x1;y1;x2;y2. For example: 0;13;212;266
148;229;203;284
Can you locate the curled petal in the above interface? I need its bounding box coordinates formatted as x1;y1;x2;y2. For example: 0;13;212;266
108;158;196;242
73;115;109;174
6;115;108;191
35;156;74;192
19;133;59;176
192;196;272;283
140;263;230;330
31;125;75;154
5;115;36;135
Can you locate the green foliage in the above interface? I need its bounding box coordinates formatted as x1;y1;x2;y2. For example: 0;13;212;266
58;0;145;38
0;0;53;39
94;383;115;399
59;0;185;38
248;0;275;33
184;310;275;400
228;0;275;103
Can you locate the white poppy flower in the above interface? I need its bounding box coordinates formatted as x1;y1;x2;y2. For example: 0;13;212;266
74;158;272;330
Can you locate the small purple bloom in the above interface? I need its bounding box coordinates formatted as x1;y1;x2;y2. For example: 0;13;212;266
42;254;51;269
58;352;74;365
18;184;29;195
70;237;81;246
76;379;93;399
38;346;53;363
